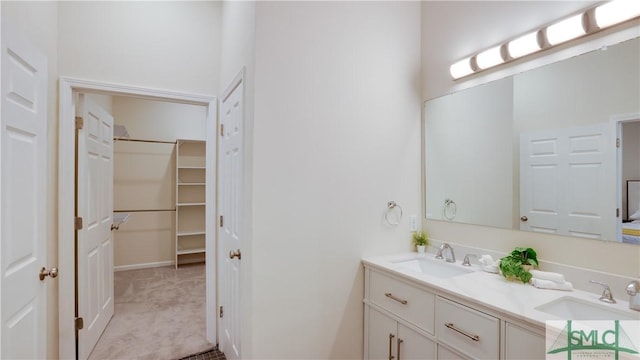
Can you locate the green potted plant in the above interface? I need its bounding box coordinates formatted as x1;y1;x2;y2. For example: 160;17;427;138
499;247;538;283
412;230;429;253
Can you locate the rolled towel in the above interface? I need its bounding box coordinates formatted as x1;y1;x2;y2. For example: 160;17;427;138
529;269;566;284
530;278;573;291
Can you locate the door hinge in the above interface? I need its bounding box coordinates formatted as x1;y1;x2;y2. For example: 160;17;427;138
75;317;84;330
220;215;224;228
616;138;620;148
616;208;620;218
75;217;83;230
220;124;224;137
219;306;224;318
75;116;84;130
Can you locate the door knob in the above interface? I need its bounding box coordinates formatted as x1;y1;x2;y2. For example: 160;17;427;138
229;249;242;260
520;216;528;222
39;267;58;281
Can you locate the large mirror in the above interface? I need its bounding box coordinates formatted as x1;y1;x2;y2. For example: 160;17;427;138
424;37;640;244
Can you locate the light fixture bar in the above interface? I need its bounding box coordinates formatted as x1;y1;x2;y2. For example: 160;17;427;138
595;0;640;29
449;2;639;80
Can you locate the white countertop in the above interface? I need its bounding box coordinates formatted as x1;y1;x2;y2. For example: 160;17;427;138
362;252;640;328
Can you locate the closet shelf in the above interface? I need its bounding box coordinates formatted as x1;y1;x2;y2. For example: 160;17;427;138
176;139;206;268
177;230;206;237
177;247;206;255
177;202;205;207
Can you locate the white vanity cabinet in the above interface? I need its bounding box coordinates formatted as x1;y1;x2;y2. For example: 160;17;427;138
365;270;437;360
503;321;545;360
368;307;437;360
436;297;500;359
363;265;546;360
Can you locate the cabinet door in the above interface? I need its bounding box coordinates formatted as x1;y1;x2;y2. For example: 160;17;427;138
368;308;398;360
504;322;545;360
397;323;436;360
437;344;468;360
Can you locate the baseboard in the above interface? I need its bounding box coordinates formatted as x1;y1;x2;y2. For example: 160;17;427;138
114;260;175;272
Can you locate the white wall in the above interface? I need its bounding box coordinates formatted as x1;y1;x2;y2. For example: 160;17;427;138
1;2;59;358
422;2;640;278
58;1;222;95
250;2;421;358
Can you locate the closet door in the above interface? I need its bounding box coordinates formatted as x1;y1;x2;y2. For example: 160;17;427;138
76;95;114;359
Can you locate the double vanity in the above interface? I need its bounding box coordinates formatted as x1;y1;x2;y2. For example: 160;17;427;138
362;248;640;359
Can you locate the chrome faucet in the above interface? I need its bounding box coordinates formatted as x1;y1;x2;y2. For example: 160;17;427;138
589;280;616;304
626;280;640;311
462;254;476;266
436;243;456;263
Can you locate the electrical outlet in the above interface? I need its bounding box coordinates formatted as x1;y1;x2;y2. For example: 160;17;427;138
409;215;418;231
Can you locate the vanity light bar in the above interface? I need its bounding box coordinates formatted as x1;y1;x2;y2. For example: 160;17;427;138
449;0;640;80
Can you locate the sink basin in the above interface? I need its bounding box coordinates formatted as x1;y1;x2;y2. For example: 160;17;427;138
393;257;474;278
535;296;640;320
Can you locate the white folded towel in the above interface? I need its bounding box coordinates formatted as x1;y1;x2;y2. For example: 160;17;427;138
530;278;573;291
478;255;500;274
529;269;566;284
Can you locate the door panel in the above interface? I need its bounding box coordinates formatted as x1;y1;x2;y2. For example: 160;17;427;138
77;95;114;359
219;77;243;360
520;123;614;240
1;24;48;359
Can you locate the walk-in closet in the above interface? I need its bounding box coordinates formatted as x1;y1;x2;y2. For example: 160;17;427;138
86;94;213;359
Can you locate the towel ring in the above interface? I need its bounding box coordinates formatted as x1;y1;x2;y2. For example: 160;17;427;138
443;198;457;220
384;201;403;226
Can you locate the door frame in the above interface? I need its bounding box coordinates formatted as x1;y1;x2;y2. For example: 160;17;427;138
612;112;640;242
58;77;217;359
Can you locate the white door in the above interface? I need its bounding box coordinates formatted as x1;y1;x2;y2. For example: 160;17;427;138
0;24;49;359
218;75;244;360
520;123;615;240
76;95;114;359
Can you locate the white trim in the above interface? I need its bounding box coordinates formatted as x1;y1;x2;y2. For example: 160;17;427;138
113;261;176;272
58;77;217;359
612;113;640;242
222;68;245;103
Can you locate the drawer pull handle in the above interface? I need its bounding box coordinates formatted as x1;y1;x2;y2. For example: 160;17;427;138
385;293;408;305
445;322;480;342
388;333;395;360
397;338;404;360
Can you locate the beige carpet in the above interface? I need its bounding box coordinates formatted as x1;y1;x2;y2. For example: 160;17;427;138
89;263;213;360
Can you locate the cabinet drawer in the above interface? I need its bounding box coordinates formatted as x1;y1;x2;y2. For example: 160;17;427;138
369;270;435;334
436;297;499;359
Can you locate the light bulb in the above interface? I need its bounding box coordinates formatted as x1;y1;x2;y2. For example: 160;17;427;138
508;31;541;59
449;57;474;79
476;45;504;70
546;14;586;45
595;0;640;29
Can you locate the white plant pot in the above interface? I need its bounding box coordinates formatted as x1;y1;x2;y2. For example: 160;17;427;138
416;245;426;253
